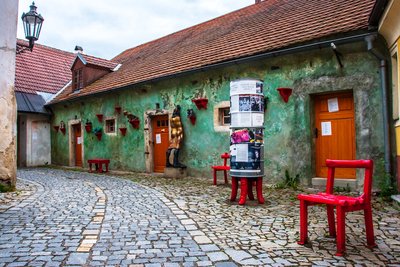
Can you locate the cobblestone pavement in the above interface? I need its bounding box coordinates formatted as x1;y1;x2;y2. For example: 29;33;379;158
0;168;398;266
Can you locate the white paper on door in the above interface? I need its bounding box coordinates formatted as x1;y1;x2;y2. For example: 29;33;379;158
321;121;332;136
327;98;339;112
156;134;161;144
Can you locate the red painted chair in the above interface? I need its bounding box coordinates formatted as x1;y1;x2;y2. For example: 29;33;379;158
211;153;230;185
297;159;376;256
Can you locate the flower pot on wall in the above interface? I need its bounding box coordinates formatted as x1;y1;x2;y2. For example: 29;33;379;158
119;127;127;136
187;109;196;125
129;119;140;129
53;125;59;132
115;106;122;114
277;88;293;103
95;132;102;141
60;128;66;135
192;98;208;110
96;114;103;122
85;124;92;133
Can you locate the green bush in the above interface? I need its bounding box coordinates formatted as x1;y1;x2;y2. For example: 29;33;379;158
276;170;300;190
375;159;397;200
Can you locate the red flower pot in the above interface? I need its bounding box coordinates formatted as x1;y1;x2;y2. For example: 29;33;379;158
53;126;59;132
119;127;127;136
189;115;196;125
85;124;92;133
277;88;293;103
95;132;102;141
115;106;122;114
96;114;103;122
192;98;208;110
129;119;140;129
60;128;66;135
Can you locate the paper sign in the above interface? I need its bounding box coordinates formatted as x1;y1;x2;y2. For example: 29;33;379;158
321;122;332;136
252;113;264;127
328;98;339;112
236;144;249;162
156;134;161;144
77;137;82;144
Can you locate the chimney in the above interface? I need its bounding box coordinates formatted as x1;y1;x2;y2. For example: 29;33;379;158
255;0;262;3
74;45;83;53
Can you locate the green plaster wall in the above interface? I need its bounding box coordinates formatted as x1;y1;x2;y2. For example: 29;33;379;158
51;42;385;183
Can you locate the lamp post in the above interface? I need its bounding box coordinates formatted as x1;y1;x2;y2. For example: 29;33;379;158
21;1;44;51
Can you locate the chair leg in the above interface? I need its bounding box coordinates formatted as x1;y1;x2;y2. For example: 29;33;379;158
298;199;308;245
364;206;376;248
335;206;346;256
230;177;238;201
213;169;217;185
256;177;265;204
247;180;255;200
239;178;248;205
327;205;336;237
224;170;228;184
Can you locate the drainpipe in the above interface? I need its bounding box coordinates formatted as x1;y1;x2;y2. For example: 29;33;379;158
365;35;391;174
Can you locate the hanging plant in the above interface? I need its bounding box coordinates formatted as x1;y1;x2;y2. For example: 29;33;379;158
85;119;92;133
60;120;66;135
96;114;103;122
192;97;208;110
187;109;196;125
119;125;127;136
127;114;140;129
93;127;103;141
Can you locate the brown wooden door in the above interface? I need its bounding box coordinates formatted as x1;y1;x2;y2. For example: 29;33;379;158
74;124;82;167
315;92;356;178
152;115;169;173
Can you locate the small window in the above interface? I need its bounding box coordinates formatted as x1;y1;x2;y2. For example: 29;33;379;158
105;118;115;133
73;69;83;91
220;108;231;125
213;101;230;132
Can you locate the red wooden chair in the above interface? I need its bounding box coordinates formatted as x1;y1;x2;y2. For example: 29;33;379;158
211;153;230;185
297;159;376;256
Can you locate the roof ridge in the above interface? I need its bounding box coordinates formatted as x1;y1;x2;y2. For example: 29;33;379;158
17;39;75;56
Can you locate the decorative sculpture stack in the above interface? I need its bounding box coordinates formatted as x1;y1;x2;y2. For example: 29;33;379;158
230;79;265;205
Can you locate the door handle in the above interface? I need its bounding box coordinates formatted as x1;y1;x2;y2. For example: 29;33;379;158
314;128;318;138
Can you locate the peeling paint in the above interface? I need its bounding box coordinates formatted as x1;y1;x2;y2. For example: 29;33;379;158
50;44;385;184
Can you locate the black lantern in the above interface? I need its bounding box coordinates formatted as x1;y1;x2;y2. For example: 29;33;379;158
21;2;44;51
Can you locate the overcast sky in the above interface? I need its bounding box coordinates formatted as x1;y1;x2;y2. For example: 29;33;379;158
17;0;254;60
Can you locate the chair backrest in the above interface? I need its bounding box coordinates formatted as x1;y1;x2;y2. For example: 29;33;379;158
325;159;374;201
221;153;230;166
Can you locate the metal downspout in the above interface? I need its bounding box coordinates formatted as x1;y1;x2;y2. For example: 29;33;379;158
365;35;391;174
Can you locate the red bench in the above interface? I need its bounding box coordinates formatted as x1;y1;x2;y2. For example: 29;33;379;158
88;158;110;173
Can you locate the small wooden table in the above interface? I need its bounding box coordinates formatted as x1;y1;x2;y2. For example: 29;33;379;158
88;158;110;173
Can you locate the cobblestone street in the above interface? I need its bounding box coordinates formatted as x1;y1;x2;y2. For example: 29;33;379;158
0;168;399;266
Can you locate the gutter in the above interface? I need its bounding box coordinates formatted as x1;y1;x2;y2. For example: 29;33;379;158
47;31;378;106
365;34;391;174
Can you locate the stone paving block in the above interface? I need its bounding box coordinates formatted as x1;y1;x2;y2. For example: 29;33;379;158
207;252;229;262
66;253;89;265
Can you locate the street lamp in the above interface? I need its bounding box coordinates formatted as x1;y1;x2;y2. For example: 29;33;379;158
21;2;44;51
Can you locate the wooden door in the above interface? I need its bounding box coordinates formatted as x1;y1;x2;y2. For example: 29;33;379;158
152;115;169;173
315;92;356;178
73;124;82;167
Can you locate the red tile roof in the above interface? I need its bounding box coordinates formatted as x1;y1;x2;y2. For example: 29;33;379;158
51;0;376;103
15;39;75;94
73;53;119;70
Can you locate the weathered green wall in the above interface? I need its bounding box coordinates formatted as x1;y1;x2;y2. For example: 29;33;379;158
51;42;384;183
